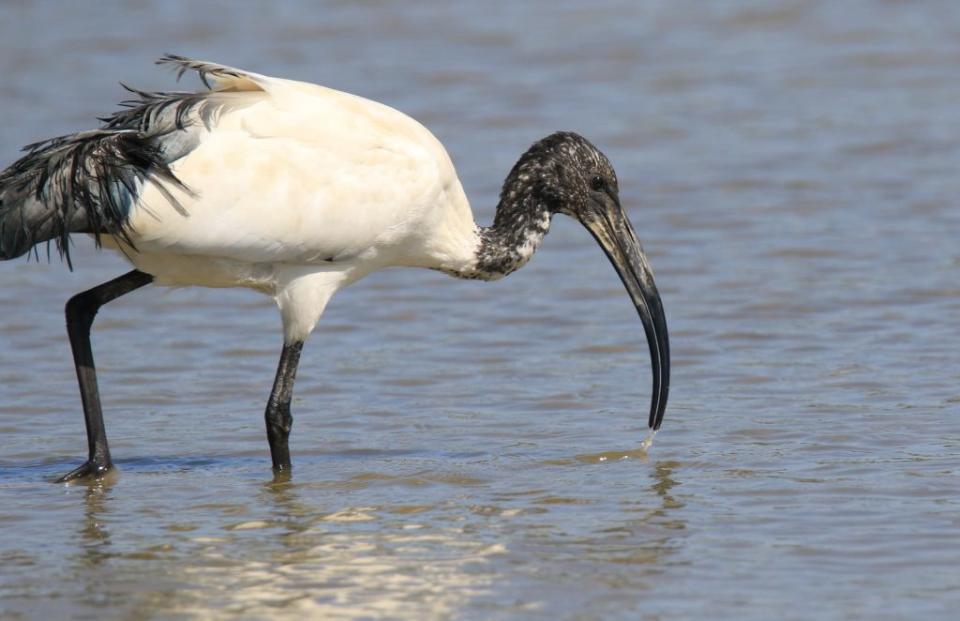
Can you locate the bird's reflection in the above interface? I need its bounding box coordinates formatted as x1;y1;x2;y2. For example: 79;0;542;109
76;477;116;568
648;459;684;526
553;457;687;573
260;470;322;554
262;470;307;520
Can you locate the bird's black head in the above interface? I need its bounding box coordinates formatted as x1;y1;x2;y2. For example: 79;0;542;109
497;131;671;432
502;131;620;221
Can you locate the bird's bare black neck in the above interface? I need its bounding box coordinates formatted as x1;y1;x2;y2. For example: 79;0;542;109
457;138;573;281
468;195;552;280
450;131;607;281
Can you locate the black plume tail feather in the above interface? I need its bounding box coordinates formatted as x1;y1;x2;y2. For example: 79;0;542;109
0;129;187;269
0;54;259;269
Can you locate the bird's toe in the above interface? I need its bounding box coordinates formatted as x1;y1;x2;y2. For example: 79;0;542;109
54;460;113;484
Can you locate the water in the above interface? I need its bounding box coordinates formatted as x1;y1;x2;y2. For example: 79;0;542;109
1;1;959;619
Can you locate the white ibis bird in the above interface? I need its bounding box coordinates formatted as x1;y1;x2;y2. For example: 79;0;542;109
0;56;669;482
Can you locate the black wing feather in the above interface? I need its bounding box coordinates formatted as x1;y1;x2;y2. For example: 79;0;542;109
0;55;256;268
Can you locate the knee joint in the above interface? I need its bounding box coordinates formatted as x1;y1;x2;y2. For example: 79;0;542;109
65;294;98;330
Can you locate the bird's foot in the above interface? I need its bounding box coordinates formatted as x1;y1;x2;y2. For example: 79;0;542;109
55;460;113;484
271;465;292;484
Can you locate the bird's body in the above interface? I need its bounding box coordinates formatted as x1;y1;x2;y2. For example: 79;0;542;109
0;57;669;482
26;60;484;341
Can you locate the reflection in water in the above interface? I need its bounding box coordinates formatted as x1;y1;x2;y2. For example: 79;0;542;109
78;480;114;567
462;457;689;614
171;486;503;619
54;445;688;617
158;463;688;618
2;0;959;617
261;473;322;553
650;459;684;522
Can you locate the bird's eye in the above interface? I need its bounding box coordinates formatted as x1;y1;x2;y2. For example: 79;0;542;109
590;175;605;191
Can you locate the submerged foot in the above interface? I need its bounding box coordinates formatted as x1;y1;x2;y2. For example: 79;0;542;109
55;460;113;484
271;467;293;485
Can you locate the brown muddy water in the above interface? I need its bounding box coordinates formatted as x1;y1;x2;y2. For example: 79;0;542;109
1;1;959;619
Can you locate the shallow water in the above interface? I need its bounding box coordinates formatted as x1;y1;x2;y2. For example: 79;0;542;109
1;1;959;619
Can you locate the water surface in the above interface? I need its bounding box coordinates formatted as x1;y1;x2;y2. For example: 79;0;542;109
1;1;959;619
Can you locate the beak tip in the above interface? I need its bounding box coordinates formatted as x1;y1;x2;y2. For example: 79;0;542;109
648;384;669;431
581;203;670;439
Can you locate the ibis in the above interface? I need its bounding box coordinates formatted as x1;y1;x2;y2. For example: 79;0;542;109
0;56;670;482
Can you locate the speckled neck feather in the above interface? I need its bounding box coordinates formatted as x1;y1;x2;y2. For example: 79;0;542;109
461;132;609;281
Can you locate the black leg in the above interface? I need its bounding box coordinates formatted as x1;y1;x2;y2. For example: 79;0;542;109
56;270;153;483
265;340;303;472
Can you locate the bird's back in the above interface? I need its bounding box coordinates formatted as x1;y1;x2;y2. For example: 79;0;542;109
1;56;479;280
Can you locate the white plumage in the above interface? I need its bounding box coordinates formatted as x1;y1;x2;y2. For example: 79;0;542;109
0;56;669;481
110;61;479;342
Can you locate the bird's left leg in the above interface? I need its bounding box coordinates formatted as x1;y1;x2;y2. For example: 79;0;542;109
265;340;303;472
57;269;154;483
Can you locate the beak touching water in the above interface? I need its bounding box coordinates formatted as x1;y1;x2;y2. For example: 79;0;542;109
579;199;670;430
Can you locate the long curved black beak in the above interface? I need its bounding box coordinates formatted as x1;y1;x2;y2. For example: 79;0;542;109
579;201;670;430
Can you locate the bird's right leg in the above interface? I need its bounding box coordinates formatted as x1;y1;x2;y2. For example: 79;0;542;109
264;340;304;473
268;266;341;473
57;270;153;483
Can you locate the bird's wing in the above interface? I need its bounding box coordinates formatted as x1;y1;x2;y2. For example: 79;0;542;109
123;56;470;268
155;54;272;92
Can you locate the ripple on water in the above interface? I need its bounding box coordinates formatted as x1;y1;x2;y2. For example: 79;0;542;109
2;1;960;619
